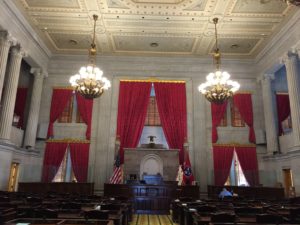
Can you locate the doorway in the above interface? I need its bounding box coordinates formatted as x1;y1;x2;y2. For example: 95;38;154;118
8;162;19;192
282;168;293;197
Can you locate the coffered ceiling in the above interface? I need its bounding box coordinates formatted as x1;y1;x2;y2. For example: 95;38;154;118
12;0;297;58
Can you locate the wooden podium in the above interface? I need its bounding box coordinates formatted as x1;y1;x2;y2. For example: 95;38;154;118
104;183;199;214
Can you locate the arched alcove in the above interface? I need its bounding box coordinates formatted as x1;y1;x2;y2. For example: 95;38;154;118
139;154;163;179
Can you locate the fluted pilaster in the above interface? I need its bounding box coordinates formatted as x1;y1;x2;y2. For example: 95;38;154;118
23;68;45;149
0;45;25;141
260;74;279;154
283;52;300;148
0;31;13;103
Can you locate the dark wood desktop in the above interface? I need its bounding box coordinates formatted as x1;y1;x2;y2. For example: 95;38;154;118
18;182;94;195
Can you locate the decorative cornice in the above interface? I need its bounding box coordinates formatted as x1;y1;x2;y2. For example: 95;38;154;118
212;143;256;148
46;138;90;144
255;8;300;74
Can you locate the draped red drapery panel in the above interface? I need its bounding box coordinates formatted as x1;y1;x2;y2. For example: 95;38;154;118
76;93;93;140
154;82;187;165
235;146;259;186
116;81;152;164
276;94;290;136
47;89;73;138
14;87;28;129
69;142;90;182
233;94;256;143
211;101;228;143
213;145;234;186
41;142;68;182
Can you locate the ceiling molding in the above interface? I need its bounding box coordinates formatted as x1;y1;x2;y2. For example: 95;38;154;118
7;0;298;59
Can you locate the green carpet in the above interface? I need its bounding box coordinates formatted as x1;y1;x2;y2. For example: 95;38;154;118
130;214;178;225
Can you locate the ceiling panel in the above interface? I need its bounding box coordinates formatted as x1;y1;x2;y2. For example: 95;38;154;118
11;0;297;58
113;35;196;53
24;0;81;8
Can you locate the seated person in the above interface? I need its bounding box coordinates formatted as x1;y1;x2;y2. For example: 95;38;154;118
218;188;233;199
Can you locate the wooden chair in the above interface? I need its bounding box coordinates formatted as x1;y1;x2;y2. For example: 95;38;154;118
196;205;217;216
84;210;109;220
211;212;236;223
256;213;283;224
33;208;58;219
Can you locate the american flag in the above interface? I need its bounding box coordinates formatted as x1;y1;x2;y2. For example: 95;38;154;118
109;154;123;184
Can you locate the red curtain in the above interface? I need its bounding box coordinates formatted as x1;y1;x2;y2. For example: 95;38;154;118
47;89;73;138
154;83;187;165
211;102;227;143
233;94;256;143
76;93;93;140
276;94;290;136
235;146;259;186
117;81;152;163
41;142;68;182
14;87;28;129
69;142;90;182
213;145;234;186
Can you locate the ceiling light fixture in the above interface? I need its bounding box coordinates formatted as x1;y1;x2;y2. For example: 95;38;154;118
69;15;111;99
198;18;240;104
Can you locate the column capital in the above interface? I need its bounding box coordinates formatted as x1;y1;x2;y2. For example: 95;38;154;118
296;49;300;58
0;31;16;47
10;45;27;58
281;51;298;64
30;68;47;78
257;73;275;83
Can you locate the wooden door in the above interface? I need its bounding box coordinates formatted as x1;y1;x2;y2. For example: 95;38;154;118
8;162;19;192
282;168;293;197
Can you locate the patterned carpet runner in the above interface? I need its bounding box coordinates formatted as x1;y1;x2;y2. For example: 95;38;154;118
130;214;178;225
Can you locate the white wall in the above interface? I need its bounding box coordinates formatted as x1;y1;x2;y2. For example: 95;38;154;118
0;143;42;191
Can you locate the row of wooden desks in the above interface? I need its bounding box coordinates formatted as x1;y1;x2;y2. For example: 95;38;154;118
172;199;300;225
6;218;114;225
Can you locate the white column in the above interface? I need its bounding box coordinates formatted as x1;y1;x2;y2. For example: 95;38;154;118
23;68;45;149
0;31;13;103
0;45;25;141
283;52;300;148
260;74;279;154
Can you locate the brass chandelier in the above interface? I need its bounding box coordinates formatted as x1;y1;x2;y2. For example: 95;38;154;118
69;15;111;99
198;18;240;104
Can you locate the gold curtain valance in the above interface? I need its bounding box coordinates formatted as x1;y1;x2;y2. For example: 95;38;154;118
52;86;74;90
120;78;185;83
234;91;253;95
46;138;90;144
276;92;288;95
212;143;256;148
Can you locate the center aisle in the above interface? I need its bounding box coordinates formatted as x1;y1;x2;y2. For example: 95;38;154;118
130;214;178;225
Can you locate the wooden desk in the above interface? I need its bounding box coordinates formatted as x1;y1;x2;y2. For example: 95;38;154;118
104;183;199;214
6;218;114;225
18;182;94;195
207;185;284;200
